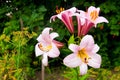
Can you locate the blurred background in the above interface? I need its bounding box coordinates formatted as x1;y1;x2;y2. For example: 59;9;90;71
0;0;120;80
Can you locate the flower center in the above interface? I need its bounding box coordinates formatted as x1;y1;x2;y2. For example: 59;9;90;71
77;48;90;63
90;10;98;21
38;43;52;52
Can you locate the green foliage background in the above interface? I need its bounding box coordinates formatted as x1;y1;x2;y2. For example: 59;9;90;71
0;0;120;79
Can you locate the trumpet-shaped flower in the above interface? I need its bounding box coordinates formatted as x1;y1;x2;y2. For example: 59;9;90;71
35;27;61;66
50;7;77;33
63;35;101;75
76;15;94;36
78;6;109;27
75;6;109;36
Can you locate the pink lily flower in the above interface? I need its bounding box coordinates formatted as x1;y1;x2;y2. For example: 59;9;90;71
63;35;101;75
50;7;77;33
78;6;109;27
76;14;94;36
76;6;108;36
35;27;61;66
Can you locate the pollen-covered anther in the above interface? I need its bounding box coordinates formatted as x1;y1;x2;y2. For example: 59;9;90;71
56;7;64;14
90;10;98;21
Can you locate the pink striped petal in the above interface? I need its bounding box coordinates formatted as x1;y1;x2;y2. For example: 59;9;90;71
52;40;64;48
61;13;74;33
50;7;77;33
50;15;56;22
75;13;86;36
77;17;82;36
63;54;82;68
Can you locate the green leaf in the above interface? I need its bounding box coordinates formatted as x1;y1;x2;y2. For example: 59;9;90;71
38;5;47;12
68;34;75;45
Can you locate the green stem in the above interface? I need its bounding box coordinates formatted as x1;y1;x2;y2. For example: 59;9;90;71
75;67;79;80
16;37;21;80
17;39;21;69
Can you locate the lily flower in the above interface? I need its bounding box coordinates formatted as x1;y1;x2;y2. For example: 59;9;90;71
35;27;61;66
76;14;94;36
50;7;77;33
63;35;101;75
78;6;109;27
76;6;108;36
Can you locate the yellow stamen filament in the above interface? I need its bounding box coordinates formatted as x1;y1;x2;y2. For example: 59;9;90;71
38;43;52;52
90;10;98;21
77;48;90;63
56;7;64;14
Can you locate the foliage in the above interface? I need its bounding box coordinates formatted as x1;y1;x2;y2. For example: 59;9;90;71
0;54;33;80
63;66;120;80
0;0;47;79
0;27;37;79
88;66;120;80
63;67;89;80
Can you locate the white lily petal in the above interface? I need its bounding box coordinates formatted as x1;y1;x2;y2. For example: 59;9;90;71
88;6;98;14
63;53;82;68
47;43;60;58
50;32;59;40
88;54;101;68
92;44;100;53
95;16;109;24
69;44;80;53
80;63;88;75
36;34;42;42
80;35;94;49
42;27;52;39
35;43;44;57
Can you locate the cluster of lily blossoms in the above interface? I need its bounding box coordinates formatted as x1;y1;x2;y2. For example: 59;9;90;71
35;6;109;75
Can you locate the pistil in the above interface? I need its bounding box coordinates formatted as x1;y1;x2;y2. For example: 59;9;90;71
77;48;90;63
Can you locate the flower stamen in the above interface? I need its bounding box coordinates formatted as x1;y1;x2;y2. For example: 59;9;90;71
90;10;98;21
56;7;64;14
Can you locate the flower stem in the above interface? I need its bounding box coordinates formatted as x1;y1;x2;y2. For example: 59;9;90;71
41;61;45;80
75;67;79;80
